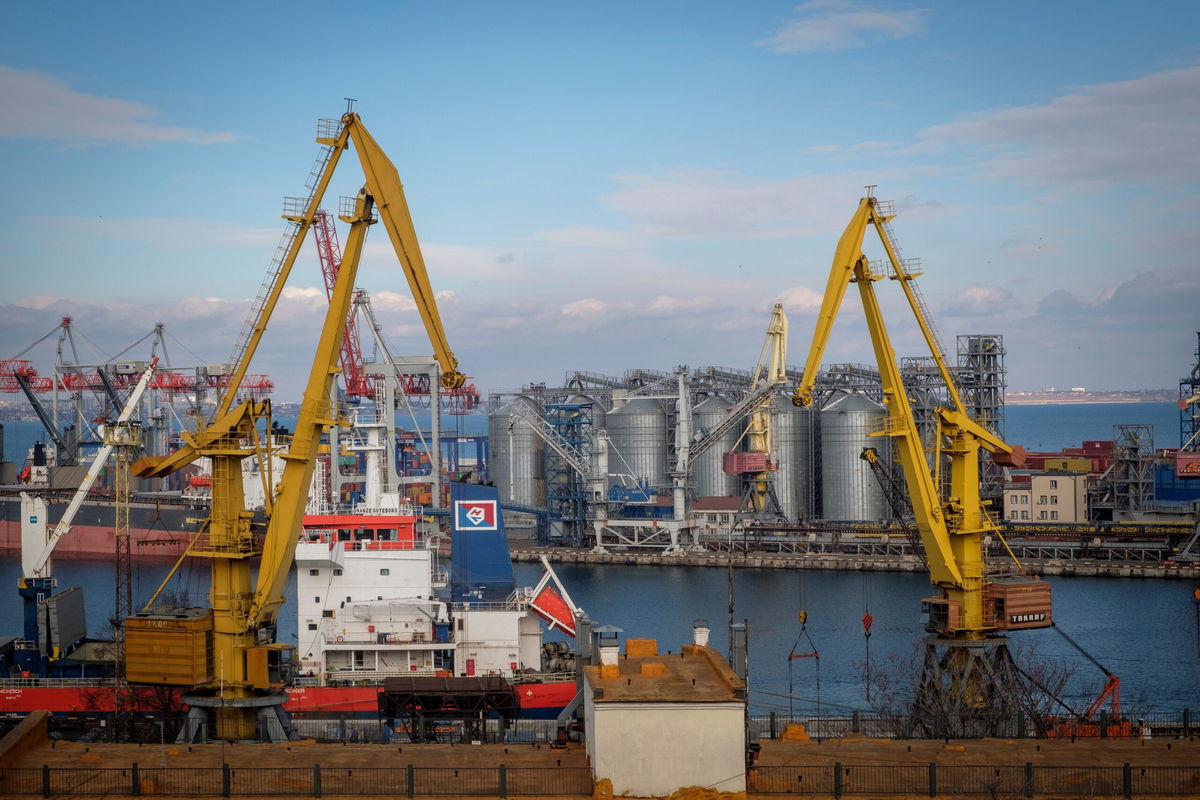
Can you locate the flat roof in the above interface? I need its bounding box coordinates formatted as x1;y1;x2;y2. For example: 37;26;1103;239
584;643;745;704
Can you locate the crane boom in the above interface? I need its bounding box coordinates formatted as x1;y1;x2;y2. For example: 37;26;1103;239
345;116;466;391
26;358;158;578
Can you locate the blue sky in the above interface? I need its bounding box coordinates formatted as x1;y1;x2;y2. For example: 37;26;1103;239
1;1;1197;399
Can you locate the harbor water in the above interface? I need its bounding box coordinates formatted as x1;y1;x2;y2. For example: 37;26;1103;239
0;557;1194;716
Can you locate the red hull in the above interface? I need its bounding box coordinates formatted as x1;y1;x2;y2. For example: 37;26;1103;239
0;681;576;717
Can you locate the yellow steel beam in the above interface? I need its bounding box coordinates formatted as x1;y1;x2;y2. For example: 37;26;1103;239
343;114;467;390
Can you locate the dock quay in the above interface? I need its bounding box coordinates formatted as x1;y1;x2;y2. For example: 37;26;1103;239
511;546;1200;579
3;727;1199;798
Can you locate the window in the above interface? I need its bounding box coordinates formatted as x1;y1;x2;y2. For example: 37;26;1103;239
333;568;343;576
1051;495;1058;505
1021;495;1029;505
380;568;390;576
307;623;318;630
1010;494;1018;505
1038;495;1047;505
308;569;319;576
1038;511;1047;520
314;596;321;603
1049;479;1058;489
1021;510;1029;520
1010;511;1018;520
1050;511;1058;521
322;609;333;618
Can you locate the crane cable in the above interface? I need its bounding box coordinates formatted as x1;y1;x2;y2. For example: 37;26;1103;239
787;571;819;724
862;573;874;703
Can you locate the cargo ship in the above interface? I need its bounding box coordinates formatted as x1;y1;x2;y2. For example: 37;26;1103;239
288;483;580;719
0;483;580;723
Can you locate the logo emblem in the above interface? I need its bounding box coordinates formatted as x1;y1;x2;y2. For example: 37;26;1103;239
455;500;498;531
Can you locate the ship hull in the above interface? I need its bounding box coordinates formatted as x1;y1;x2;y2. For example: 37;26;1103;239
0;680;575;719
0;494;193;559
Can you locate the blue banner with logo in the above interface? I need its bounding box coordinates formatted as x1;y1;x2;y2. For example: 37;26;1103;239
450;481;515;602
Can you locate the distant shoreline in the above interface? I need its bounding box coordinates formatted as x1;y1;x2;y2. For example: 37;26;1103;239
1005;398;1171;406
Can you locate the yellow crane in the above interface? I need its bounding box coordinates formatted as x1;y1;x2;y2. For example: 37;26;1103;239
791;191;1050;734
129;113;464;741
737;303;789;517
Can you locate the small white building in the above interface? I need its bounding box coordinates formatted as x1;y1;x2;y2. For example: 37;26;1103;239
583;632;746;796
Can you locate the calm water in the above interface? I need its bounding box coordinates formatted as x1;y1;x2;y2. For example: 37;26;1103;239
1;557;1195;716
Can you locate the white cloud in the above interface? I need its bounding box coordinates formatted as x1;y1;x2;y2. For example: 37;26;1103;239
775;286;824;311
757;0;928;54
561;299;608;317
601;169;872;240
915;66;1200;187
939;285;1013;315
0;65;238;146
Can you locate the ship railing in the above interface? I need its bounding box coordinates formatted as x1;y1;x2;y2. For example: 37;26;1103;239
0;677;109;688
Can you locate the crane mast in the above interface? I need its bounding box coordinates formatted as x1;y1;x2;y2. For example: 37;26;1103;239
792;192;1050;735
129;113;465;741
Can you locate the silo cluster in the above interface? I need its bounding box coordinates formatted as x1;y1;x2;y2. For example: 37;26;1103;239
487;387;895;524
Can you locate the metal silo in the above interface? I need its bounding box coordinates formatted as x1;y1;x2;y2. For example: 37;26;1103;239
488;396;545;506
568;394;605;436
819;391;889;521
692;395;739;497
771;393;816;521
606;397;668;491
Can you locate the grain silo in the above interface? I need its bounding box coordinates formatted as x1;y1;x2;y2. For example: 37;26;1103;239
771;393;816;521
606;397;669;491
487;395;546;506
819;391;889;521
692;395;739;498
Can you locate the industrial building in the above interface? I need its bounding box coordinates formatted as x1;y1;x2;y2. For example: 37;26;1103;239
485;332;1010;549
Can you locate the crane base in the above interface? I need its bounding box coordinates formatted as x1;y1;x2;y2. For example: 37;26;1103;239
911;636;1034;739
179;691;295;743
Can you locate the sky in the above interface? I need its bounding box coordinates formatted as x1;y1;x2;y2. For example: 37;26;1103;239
1;1;1198;401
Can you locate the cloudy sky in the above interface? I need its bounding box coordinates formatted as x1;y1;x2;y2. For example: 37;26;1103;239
1;1;1197;400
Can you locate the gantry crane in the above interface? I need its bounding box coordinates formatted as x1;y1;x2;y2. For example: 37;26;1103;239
791;191;1050;735
128;112;465;742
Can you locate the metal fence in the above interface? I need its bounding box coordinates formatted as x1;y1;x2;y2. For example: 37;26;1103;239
749;763;1200;796
748;708;1196;741
0;765;594;797
6;763;1197;797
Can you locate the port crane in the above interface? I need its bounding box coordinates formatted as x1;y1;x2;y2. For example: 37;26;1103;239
791;191;1050;735
130;112;465;741
16;359;158;676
